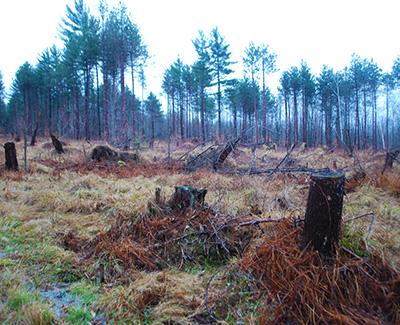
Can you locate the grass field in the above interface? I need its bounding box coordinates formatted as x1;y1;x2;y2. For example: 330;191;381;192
0;137;399;324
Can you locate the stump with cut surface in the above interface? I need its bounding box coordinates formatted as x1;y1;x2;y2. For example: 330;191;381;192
169;185;207;210
50;133;64;154
303;171;345;257
4;142;19;171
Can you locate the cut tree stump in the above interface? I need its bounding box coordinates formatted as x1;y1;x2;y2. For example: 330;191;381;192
382;150;400;174
169;185;207;210
30;123;39;146
50;133;64;154
4;142;19;171
303;170;345;257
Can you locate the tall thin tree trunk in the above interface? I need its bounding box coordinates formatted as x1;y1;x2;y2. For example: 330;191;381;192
96;64;101;138
120;63;127;144
103;70;109;142
386;87;389;150
84;65;90;141
293;92;298;144
201;87;206;143
131;62;136;138
363;88;367;149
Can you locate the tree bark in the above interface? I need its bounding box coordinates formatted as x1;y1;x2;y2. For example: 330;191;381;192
303;171;345;257
4;142;19;171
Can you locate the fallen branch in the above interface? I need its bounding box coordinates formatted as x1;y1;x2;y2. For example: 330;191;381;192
271;143;296;172
239;218;283;227
221;167;331;176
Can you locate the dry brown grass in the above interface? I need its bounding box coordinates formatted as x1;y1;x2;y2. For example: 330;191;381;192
1;137;400;323
241;218;400;324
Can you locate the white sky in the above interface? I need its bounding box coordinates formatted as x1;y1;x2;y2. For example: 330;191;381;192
1;0;400;100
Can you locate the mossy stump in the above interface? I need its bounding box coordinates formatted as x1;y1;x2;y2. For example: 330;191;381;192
303;171;345;257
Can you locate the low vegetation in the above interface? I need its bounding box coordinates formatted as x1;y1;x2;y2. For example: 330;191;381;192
0;138;399;324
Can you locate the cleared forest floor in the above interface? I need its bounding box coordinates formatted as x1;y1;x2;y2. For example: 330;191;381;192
0;138;399;324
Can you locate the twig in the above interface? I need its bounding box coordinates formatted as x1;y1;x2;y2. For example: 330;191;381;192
208;215;230;254
344;212;376;249
203;274;218;322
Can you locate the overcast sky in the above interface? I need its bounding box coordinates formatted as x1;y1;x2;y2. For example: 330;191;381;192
1;0;400;99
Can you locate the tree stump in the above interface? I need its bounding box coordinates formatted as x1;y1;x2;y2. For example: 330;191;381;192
303;171;345;257
50;133;64;154
30;124;39;146
382;150;400;174
169;185;207;210
4;142;19;171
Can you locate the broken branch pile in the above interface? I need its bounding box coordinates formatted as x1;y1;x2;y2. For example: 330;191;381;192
185;138;240;172
64;187;255;281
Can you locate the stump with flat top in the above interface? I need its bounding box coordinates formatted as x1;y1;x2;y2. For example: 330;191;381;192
50;133;64;154
169;185;207;210
303;171;345;256
4;142;19;171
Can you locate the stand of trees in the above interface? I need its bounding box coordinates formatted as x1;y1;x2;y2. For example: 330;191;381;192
1;0;400;151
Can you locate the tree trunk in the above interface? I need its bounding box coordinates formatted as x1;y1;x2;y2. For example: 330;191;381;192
96;64;101;139
84;66;90;141
201;87;206;143
120;63;127;145
293;92;298;144
386;88;389;150
303;171;345;257
4;142;19;171
103;71;109;142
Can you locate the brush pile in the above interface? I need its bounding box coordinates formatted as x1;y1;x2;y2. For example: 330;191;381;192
64;187;255;281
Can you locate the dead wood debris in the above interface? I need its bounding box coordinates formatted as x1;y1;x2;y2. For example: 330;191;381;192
62;187;256;282
184;137;240;172
91;145;139;163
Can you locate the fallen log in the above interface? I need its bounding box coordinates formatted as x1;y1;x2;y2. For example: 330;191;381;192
221;167;331;175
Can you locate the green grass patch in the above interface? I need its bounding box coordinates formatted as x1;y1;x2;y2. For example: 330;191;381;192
66;306;93;324
340;226;368;257
70;281;99;306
